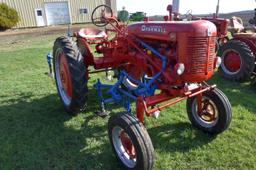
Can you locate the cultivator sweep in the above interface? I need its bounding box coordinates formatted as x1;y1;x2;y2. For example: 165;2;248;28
51;4;232;170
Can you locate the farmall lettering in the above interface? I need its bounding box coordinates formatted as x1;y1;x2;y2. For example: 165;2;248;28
141;25;166;33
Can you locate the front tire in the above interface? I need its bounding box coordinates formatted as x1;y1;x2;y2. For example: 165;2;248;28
218;40;255;82
186;88;232;135
108;112;154;170
53;36;88;115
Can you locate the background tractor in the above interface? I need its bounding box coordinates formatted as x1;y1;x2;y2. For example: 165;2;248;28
218;15;256;82
52;4;232;170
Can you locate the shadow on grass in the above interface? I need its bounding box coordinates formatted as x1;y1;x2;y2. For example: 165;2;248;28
148;122;216;153
0;92;121;169
0;90;216;169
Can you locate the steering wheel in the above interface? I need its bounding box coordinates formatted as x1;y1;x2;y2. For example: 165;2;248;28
184;9;193;21
91;5;113;27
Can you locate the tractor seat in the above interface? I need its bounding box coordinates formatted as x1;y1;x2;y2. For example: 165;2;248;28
78;28;107;40
230;16;245;33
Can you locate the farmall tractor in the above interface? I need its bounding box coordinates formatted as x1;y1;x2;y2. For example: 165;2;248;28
52;4;232;170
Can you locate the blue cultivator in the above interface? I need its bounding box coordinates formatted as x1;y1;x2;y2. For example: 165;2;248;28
93;38;167;115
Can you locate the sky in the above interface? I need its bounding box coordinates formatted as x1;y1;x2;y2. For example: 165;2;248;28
117;0;256;16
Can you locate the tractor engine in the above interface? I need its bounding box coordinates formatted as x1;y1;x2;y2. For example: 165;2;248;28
127;20;218;85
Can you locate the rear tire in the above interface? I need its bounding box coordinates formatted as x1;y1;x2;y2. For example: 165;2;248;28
108;112;154;170
218;40;255;82
53;36;88;115
186;88;232;135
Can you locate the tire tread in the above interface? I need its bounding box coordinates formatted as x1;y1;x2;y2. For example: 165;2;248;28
218;40;255;82
53;36;88;115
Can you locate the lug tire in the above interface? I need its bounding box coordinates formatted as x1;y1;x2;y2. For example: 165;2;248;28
108;112;154;170
53;36;88;115
186;88;232;135
218;40;255;82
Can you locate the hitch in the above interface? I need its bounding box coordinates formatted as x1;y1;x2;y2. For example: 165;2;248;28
45;52;54;78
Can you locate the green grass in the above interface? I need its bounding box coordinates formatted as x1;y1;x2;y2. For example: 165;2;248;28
0;33;256;170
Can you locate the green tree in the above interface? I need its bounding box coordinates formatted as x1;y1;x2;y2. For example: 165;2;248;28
0;3;20;30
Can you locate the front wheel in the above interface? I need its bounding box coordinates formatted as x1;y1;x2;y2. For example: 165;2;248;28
108;112;154;170
186;88;232;135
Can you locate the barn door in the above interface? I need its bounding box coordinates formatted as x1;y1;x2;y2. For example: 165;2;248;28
44;2;71;25
35;8;45;27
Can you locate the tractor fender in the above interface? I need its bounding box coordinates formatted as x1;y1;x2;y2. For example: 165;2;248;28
232;37;256;55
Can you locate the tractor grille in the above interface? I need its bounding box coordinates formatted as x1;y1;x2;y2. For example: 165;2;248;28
187;37;216;74
208;37;215;72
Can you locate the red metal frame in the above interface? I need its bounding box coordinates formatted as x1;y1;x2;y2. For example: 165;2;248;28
135;84;216;122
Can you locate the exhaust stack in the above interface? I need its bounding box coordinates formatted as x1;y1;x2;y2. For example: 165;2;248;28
172;0;180;14
216;0;220;17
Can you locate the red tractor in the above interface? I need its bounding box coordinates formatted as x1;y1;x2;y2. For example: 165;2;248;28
52;5;232;169
218;7;256;82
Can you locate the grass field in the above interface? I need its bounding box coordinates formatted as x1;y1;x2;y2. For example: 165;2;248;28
0;31;256;170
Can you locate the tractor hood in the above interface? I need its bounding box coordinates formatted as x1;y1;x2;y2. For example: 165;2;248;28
127;20;217;40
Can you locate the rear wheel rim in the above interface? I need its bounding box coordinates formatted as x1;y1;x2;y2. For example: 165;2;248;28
112;126;137;168
192;97;219;128
55;50;72;106
222;50;242;75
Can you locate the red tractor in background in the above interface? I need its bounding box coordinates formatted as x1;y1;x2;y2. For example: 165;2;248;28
52;4;232;170
218;10;256;82
169;0;256;83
